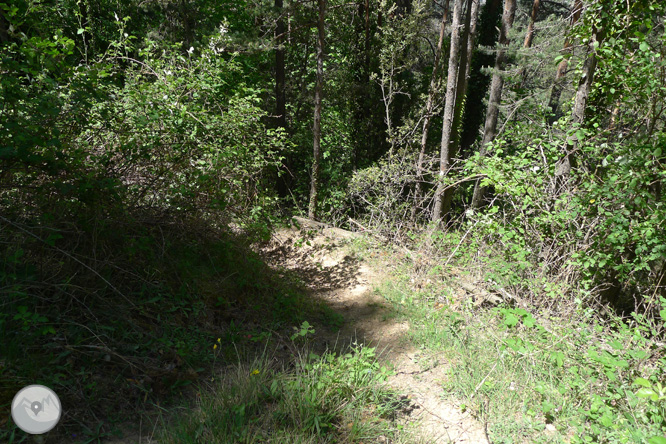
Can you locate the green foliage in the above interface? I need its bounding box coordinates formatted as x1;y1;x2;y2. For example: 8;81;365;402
0;215;315;441
463;10;666;307
3;0;666;441
348;151;420;238
161;344;402;443
1;16;291;439
374;267;666;444
290;320;316;341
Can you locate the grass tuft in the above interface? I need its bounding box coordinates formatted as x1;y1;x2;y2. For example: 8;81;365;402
160;343;406;443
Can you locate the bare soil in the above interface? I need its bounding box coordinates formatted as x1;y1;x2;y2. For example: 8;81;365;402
106;221;490;443
261;222;489;443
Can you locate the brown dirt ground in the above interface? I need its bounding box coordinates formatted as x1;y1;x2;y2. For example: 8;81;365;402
104;221;490;443
260;223;489;444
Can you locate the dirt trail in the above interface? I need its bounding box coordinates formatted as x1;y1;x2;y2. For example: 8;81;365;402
262;222;489;444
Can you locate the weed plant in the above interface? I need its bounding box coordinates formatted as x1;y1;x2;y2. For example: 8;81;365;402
160;341;406;443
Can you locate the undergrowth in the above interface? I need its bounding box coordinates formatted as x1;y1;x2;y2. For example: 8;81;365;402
349;233;666;444
160;340;408;444
0;213;313;442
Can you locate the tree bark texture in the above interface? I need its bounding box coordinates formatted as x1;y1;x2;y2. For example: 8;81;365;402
440;0;480;217
459;0;502;155
523;0;539;48
275;0;286;130
308;0;326;220
431;0;464;223
471;0;517;209
274;0;289;198
463;0;479;84
412;3;449;219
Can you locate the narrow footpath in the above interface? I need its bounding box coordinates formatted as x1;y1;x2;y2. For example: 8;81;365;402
261;220;489;443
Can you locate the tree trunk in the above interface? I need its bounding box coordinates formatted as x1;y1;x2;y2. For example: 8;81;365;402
0;6;10;44
308;0;326;220
275;0;286;130
356;0;371;170
412;2;449;219
77;0;91;62
523;0;539;49
471;0;517;209
459;0;502;154
431;0;464;223
178;0;195;47
275;0;289;198
555;23;602;180
518;0;540;87
547;0;583;124
463;0;479;84
439;0;479;216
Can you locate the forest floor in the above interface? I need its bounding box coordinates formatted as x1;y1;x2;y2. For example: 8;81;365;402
100;217;662;443
259;219;489;443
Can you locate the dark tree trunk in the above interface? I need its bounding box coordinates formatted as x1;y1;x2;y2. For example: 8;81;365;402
431;0;464;223
356;0;371;171
547;0;583;124
463;0;479;84
0;9;9;44
275;0;290;198
308;0;326;220
471;0;517;209
275;0;286;130
459;0;502;155
178;0;195;47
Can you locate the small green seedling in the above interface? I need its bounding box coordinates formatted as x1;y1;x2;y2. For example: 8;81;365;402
291;321;315;341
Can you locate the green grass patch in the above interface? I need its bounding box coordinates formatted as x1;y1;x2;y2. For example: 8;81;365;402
0;214;314;442
159;342;407;443
375;277;666;444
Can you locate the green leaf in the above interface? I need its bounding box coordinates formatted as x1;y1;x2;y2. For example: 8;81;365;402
45;233;63;246
636;388;657;400
77;28;85;35
629;350;647;360
504;313;519;328
648;437;666;444
634;377;651;388
599;413;614;428
640;41;649;52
